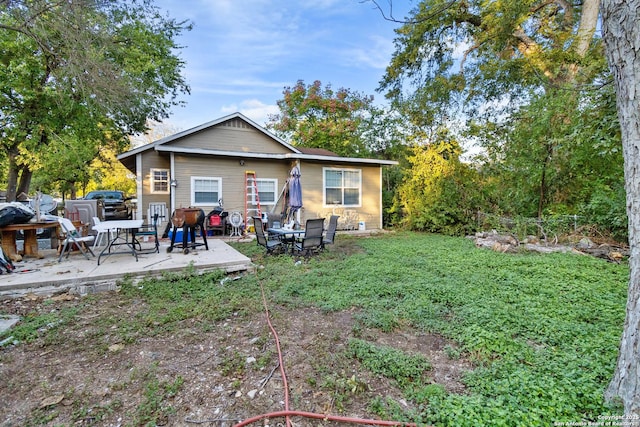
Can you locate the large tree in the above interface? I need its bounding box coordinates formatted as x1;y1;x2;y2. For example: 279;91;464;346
377;0;608;218
0;0;190;201
267;80;378;158
602;0;640;416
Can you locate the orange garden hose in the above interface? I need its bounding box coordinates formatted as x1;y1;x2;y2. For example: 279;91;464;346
233;410;417;427
233;280;419;427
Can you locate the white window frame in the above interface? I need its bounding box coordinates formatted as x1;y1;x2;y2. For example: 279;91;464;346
323;167;362;208
255;178;278;206
190;176;222;207
150;168;170;194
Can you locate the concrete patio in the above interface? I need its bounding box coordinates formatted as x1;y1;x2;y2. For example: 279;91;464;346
0;237;254;298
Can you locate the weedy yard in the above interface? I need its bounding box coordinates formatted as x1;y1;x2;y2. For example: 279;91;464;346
0;232;629;426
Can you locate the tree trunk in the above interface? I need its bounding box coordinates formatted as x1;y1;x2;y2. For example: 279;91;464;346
17;166;32;199
6;148;20;202
602;0;640;415
574;0;601;57
537;141;553;218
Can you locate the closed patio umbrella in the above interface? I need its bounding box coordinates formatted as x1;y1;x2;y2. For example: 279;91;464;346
288;165;302;223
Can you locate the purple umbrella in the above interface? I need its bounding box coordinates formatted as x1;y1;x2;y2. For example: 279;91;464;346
288;165;302;221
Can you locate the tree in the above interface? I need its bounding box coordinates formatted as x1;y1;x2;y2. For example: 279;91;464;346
477;84;624;220
601;0;640;416
268;79;411;225
393;129;483;235
0;0;190;201
267;80;376;158
377;0;607;218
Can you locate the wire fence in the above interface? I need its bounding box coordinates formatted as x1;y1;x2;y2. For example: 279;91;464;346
476;212;588;240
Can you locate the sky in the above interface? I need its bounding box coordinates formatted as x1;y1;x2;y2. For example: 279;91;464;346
152;0;415;132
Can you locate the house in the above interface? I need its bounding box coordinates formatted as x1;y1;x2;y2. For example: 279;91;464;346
117;112;397;232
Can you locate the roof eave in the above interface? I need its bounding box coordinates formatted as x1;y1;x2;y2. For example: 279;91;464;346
155;146;398;165
117;112;301;161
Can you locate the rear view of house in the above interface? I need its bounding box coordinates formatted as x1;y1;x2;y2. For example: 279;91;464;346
117;112;397;232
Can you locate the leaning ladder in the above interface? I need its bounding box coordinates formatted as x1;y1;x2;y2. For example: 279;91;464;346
244;171;262;230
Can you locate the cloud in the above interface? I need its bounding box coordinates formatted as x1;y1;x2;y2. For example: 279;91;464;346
343;35;395;70
154;0;403;130
221;99;280;126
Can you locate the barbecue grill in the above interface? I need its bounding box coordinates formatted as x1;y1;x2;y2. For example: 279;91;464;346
167;208;208;254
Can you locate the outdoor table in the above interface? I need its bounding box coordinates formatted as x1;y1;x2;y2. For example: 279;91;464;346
97;219;143;265
267;227;305;254
0;221;60;262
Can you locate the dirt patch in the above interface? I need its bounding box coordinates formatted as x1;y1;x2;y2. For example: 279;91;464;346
0;292;471;426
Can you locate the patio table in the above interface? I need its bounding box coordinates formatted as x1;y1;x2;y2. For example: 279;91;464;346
97;219;143;265
267;227;305;254
0;221;60;262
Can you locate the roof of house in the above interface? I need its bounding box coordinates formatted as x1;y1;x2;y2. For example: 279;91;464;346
118;112;397;167
296;147;339;157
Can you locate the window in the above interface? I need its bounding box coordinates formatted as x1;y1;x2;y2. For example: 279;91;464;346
256;179;277;206
324;168;361;207
150;169;170;194
191;177;222;206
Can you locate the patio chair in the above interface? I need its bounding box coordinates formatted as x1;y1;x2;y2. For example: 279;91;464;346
253;216;283;255
133;213;159;254
266;212;283;232
58;217;95;262
293;218;325;257
322;215;340;249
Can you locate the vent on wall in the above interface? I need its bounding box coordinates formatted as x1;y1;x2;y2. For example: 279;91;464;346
222;119;248;129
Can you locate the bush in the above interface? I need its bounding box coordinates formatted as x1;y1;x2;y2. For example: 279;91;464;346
395;140;485;235
581;184;627;242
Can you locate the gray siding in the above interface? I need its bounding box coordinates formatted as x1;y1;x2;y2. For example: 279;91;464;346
171;119;291;154
139;152;171;220
173;156;293;220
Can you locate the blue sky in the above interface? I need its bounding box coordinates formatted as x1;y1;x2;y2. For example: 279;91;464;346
153;0;415;131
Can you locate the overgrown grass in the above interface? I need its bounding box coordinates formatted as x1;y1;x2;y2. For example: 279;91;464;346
2;232;628;426
233;232;628;425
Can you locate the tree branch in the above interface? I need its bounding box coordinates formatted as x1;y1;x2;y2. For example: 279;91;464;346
362;0;465;25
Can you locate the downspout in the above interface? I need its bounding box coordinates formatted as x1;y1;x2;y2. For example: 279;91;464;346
295;160;301;226
136;153;143;220
379;166;383;230
170;153;176;215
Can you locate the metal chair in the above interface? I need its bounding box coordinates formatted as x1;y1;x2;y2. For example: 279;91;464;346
322;215;339;249
58;217;95;262
253;216;283;254
133;213;159;254
294;218;325;257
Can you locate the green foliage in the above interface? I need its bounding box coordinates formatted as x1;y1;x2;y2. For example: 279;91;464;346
113;269;257;342
348;339;431;388
395;135;484;235
0;0;190;200
581;184;628;242
219;349;246;377
381;0;606;119
246;232;627;425
0;306;80;345
267;79;405;159
378;0;622;232
134;366;183;426
267;79;372;157
4;234;627;425
480;86;623;220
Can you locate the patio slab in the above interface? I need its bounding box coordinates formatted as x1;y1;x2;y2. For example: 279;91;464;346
0;238;253;298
